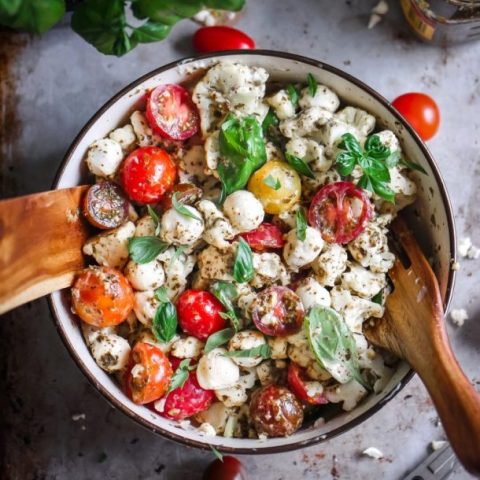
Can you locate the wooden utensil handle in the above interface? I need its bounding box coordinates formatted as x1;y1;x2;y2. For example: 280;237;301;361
0;186;89;314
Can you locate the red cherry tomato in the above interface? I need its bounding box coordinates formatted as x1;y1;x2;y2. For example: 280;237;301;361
392;92;440;141
308;181;372;244
249;385;304;438
251;286;304;337
127;342;173;405
121;146;176;204
176;290;226;340
287;363;328;406
161;357;215;420
203;456;248;480
146;84;200;141
193;26;255;53
71;266;134;327
239;223;285;252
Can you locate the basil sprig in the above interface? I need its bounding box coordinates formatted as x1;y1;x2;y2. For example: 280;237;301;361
304;306;368;388
152;286;177;343
295;207;307;241
286;84;299;107
285;152;315;179
128;237;169;264
172;192;202;221
263;175;281;190
224;343;271;359
233;238;254;283
166;358;194;394
204;327;236;353
147;205;161;236
307;73;317;97
210;281;240;330
218;114;267;197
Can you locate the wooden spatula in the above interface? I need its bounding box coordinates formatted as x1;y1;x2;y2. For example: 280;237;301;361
364;217;480;476
0;186;89;314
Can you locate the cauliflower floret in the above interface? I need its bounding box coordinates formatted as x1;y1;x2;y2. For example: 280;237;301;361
251;252;286;289
311;243;348;286
180;145;208;181
133;291;158;326
316;117;360;147
194;402;232;434
170;336;205;359
266;142;284;162
215;368;257;407
130;110;162;147
228;330;266;368
341;263;386;299
299;84;340;112
192;62;269;135
125;258;165;291
325;379;368;411
223;190;264;233
301;168;342;201
381;166;417;213
236;283;256;321
283;227;324;271
197;199;235;250
266;89;296;120
197;244;234;283
335;106;376;137
160;207;204;245
267;337;288;359
197;348;240;390
256;360;286;385
89;332;131;373
285;137;331;173
279;106;333;139
375;129;401;153
295;276;331;310
109;124;136;152
134;215;156;237
86;138;123;178
204;131;221;172
82;221;135;269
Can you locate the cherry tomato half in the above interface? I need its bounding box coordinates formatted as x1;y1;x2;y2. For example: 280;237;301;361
308;181;372;244
251;286;304;337
127;342;173;405
250;385;304;438
121;146;177;204
146;84;199;141
176;290;226;340
239;223;285;252
193;26;255;53
157;182;203;212
203;456;248;480
287;363;328;406
392;92;440;141
71;266;134;327
161;357;215;420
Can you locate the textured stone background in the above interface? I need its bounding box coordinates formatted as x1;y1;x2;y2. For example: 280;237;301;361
1;1;479;478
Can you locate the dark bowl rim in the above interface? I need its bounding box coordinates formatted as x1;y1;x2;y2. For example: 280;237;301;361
49;49;457;455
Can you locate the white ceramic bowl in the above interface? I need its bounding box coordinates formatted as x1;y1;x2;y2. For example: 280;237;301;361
50;51;456;454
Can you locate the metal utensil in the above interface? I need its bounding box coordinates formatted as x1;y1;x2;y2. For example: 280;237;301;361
403;443;459;480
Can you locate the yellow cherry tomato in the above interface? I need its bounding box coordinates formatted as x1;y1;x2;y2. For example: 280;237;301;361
248;160;301;214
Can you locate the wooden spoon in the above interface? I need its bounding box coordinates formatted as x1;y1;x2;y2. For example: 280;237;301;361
0;186;89;314
364;217;480;476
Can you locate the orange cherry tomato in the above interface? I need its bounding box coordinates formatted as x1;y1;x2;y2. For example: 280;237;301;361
127;342;173;405
71;266;134;327
392;92;440;141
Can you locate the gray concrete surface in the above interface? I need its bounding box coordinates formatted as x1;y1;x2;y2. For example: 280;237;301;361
1;1;479;479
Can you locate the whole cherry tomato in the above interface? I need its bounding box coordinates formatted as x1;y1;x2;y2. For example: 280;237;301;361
308;181;372;244
146;84;200;141
287;363;328;405
121;146;176;204
127;342;173;404
392;92;440;141
249;385;304;438
176;290;226;340
71;266;134;327
203;456;248;480
251;286;304;337
239;223;285;252
161;357;215;420
193;26;255;53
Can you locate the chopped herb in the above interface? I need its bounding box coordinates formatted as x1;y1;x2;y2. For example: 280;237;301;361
286;84;299;107
399;157;428;175
128;236;169;264
285;152;315;179
154;286;169;303
166;358;191;394
307;73;317;97
172;192;201;221
224;343;271;359
263;174;281;190
262;109;279;137
295;207;307;241
209;445;223;462
204;327;236;353
233;238;254;283
147;205;161;236
371;290;383;305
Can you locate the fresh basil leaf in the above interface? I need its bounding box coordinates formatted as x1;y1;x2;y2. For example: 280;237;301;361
204;0;245;11
262;109;279;137
284;152;315;179
218;114;267;195
169;245;186;271
263;174;281;190
219;310;240;331
335;151;357;177
399;157;428;175
128;236;169;264
385;149;401;169
204;327;236;353
154;286;170;303
233;238;254;283
286;84;299;107
371;290;383;305
209;444;223;462
172;192;202;221
364;134;389;160
339;133;363;157
224;343;271;359
131;0;201;24
363;157;391;183
147;205;161;236
166;358;191;394
211;281;238;312
0;0;21;18
152;300;177;343
357;174;373;192
132;21;172;43
370;177;396;203
307;73;317;98
295;207;307;242
3;0;65;34
304;306;367;388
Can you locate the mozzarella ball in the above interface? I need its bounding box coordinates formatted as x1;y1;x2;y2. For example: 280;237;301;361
90;333;131;373
109;124;136;151
125;259;165;291
86;138;123;177
133;291;159;326
228;330;266;367
295;277;331;310
160;207;204;245
134;215;156;237
223;190;264;233
197;348;240;390
282;227;324;270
